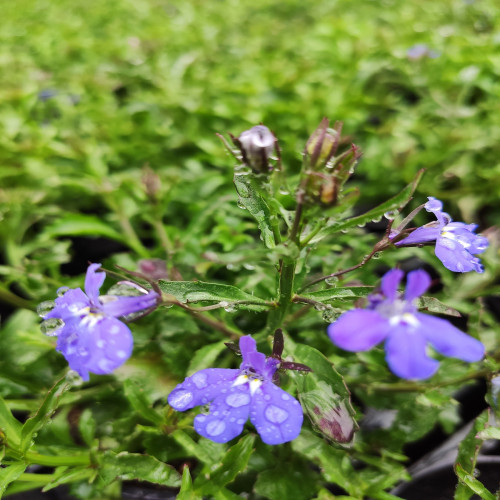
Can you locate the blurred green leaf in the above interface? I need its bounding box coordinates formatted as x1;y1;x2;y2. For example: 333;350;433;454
45;214;126;243
311;169;424;243
123;379;164;427
0;463;27;496
100;451;181;487
187;341;228;376
195;434;255;492
78;409;96;447
20;372;74;453
177;467;201;500
0;397;22;448
417;296;461;317
299;286;372;303
158;280;269;311
455;463;495;500
234;174;277;249
454;411;489;500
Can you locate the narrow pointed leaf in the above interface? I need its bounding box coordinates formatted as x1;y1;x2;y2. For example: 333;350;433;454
0;463;27;496
310;169;424;243
158;280;268;311
234;175;277;249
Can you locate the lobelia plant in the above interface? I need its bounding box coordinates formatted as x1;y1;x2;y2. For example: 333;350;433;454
1;118;497;500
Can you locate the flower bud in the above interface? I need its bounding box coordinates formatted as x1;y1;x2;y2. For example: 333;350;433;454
238;125;275;173
305;118;341;170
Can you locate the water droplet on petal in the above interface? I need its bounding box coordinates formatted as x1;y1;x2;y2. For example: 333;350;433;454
237;418;245;425
192;372;208;389
169;389;194;409
264;394;271;401
281;394;290;401
56;286;70;297
37;301;56;318
206;419;226;437
40;318;64;336
265;405;289;424
226;392;251;408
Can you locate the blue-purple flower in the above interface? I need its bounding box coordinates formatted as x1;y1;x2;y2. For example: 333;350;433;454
395;197;489;273
168;335;303;444
327;269;485;379
41;263;159;381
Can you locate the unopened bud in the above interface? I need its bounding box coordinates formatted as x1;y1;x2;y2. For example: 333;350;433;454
305;118;341;170
238;125;275;173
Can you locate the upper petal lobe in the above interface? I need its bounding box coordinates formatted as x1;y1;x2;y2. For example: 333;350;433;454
328;309;390;351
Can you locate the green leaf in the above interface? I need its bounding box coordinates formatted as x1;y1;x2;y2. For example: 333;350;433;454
417;296;461;317
20;373;74;453
42;467;95;492
454;410;489;500
299;287;372;304
234;174;277;249
78;409;96;447
177;467;202;500
287;342;357;444
123;379;164;426
254;462;319;500
454;463;496;500
476;426;500;440
158;280;269;311
100;451;181;487
187;341;227;376
195;434;255;492
0;397;22;448
310;169;424;243
45;214;126;243
0;463;27;496
171;430;216;466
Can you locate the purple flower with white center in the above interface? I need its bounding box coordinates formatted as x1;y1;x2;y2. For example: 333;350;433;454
327;269;485;380
395;197;489;273
168;335;303;445
41;263;159;381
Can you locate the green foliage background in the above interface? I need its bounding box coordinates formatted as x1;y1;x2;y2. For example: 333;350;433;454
0;0;499;498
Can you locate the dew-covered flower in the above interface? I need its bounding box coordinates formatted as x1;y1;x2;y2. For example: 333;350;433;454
40;263;159;381
328;269;485;380
395;197;489;273
168;335;303;444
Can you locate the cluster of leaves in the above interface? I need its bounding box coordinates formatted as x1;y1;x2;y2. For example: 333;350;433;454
1;0;500;499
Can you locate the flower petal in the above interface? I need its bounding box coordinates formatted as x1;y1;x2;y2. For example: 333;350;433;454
83;317;134;376
99;292;159;318
415;313;485;362
328;309;390;351
381;268;404;301
395;225;441;246
385;324;439;379
56;318;92;381
239;335;266;373
194;386;251;443
84;263;106;305
435;237;484;273
44;288;90;320
168;368;239;411
249;382;303;445
405;269;431;302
